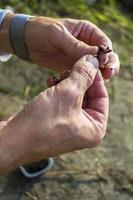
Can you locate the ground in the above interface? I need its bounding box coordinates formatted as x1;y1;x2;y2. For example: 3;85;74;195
0;1;133;199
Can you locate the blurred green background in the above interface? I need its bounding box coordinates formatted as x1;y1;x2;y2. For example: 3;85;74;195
0;1;133;200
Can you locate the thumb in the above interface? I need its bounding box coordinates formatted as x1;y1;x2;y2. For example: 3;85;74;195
69;55;99;95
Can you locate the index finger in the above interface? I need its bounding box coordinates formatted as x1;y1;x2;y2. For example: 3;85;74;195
79;21;112;49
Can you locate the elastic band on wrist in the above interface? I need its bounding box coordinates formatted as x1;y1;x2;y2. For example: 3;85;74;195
9;14;32;61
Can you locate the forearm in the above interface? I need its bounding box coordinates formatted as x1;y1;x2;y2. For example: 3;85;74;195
0;120;24;174
0;11;54;56
0;11;56;69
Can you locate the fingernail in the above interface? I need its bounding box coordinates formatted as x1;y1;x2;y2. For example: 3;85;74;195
86;56;99;69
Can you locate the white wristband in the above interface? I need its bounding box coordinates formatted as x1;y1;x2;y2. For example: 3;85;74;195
0;9;13;62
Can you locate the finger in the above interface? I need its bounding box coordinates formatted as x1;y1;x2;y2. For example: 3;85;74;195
82;71;108;141
78;21;112;49
97;46;112;67
68;55;99;95
59;69;89;109
99;53;109;68
58;28;99;60
105;52;120;73
57;55;99;110
85;70;109;119
100;68;115;80
101;52;120;79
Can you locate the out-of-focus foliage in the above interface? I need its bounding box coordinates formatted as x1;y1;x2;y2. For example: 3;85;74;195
118;0;133;11
0;0;92;16
0;0;132;29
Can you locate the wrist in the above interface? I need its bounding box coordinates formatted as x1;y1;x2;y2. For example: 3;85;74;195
25;16;57;48
25;16;61;68
25;16;47;51
0;12;15;53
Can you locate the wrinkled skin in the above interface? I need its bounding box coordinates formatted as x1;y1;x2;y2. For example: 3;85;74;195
26;17;120;79
0;55;108;173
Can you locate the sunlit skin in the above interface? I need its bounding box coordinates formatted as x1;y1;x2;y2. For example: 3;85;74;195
0;15;119;77
0;14;120;174
25;17;120;79
0;55;108;173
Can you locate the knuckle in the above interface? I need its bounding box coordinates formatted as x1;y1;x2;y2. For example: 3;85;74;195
36;91;46;104
73;40;85;50
49;22;66;33
75;63;94;83
62;85;80;101
30;88;51;109
105;37;112;49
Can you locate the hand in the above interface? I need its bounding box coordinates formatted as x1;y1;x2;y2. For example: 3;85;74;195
0;55;108;173
25;17;120;79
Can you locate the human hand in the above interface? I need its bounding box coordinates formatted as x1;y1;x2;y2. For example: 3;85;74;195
0;55;108;173
25;17;120;79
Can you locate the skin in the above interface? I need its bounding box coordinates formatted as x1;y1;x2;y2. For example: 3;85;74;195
0;13;120;174
0;14;120;79
25;17;120;79
0;55;108;174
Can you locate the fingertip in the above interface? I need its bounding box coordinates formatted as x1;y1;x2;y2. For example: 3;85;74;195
101;40;113;51
105;52;120;74
100;68;115;80
89;46;99;55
